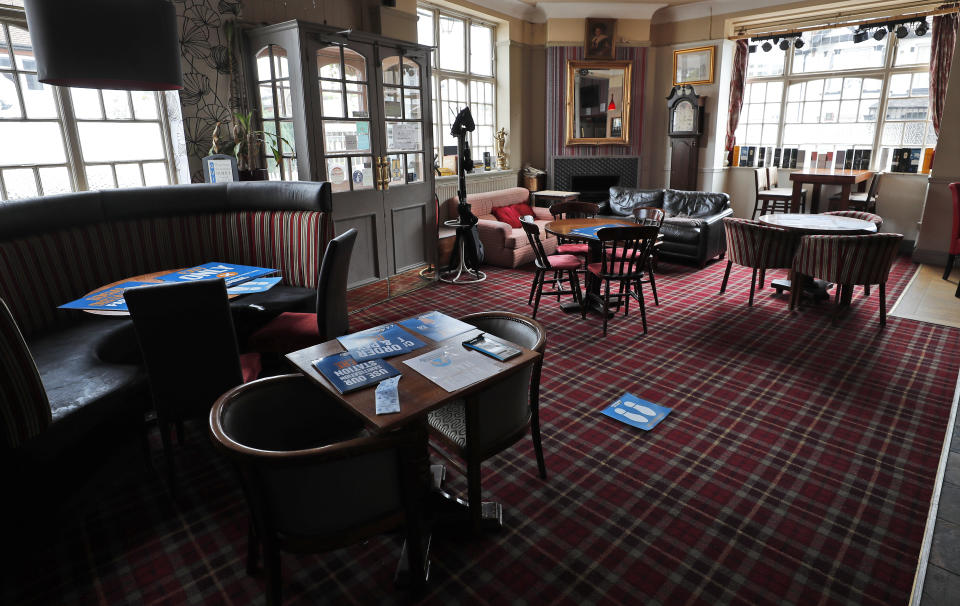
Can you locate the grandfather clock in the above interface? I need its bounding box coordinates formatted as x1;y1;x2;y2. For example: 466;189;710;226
667;85;704;191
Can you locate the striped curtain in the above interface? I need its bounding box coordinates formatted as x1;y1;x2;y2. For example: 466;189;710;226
545;46;646;159
931;14;959;136
725;40;749;164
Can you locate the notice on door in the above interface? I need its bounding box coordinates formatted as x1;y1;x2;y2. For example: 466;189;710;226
391;123;419;151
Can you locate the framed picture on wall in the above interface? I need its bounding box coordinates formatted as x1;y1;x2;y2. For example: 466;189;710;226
673;46;714;86
584;18;616;60
611;117;622;138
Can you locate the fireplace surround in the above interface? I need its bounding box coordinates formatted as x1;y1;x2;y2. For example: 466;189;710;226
553;156;639;196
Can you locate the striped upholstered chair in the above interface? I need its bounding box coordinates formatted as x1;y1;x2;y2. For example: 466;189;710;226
720;218;797;306
789;233;903;326
822;210;883;229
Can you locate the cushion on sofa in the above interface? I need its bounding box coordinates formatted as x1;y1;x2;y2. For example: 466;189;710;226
511;202;534;217
663;189;730;218
608;187;664;216
661;218;704;244
492;205;522;228
443;187;529;219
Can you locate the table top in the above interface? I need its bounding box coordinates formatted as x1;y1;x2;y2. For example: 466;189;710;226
286;324;541;432
544;217;636;238
534;190;579;198
758;213;878;234
788;168;873;184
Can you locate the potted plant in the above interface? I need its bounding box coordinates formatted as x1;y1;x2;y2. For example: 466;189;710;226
210;111;292;181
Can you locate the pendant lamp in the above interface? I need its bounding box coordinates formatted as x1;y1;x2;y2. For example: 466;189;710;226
24;0;183;90
607;98;616;111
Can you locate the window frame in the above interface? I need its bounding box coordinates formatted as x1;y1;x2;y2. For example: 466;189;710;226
0;11;178;199
417;3;497;166
736;27;935;170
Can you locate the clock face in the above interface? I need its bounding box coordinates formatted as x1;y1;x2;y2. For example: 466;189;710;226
672;100;696;133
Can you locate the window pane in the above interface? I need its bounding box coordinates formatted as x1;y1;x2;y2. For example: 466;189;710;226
256;47;273;82
143;162;168;186
793;27;886;72
821;101;839;122
417;9;434;48
470;25;492;76
321;80;344;118
0;25;10;69
273;47;289;79
85;165;115;190
384;85;401;119
350;156;374;190
259;85;275;119
839;100;858;122
131;91;158;120
115;163;143;188
77;122;165;162
888;73;911;97
9;26;34;71
346;83;369;118
0;121;66;164
862;78;881;98
326;157;349;192
438;16;465;71
343;49;367;82
765;81;783;102
895;32;931;66
70;88;102;119
402;58;420;86
882;122;903;145
317;46;341;79
322;120;372;153
0;73;20;118
805;79;823;101
102;90;131;119
19;74;56;119
406;153;423;183
749;82;765;103
747;45;786;77
38;166;71;194
404;89;421;120
787;82;803;102
842;78;861;99
2;167;37;198
387;153;405;185
386;121;422;152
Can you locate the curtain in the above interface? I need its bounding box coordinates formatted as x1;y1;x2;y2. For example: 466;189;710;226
931;14;959;136
725;39;749;165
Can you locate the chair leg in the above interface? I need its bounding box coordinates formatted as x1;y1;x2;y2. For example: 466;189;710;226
647;258;660;306
720;261;732;293
864;284;871;297
531;271;544;319
467;458;483;534
159;420;177;496
879;282;887;327
568;270;582;305
265;543;282;606
581;274;591;320
944;254;956;280
748;267;758;307
602;280;610;336
553;270;563;301
530;418;547;481
789;270;800;311
759;267;766;291
527;270;538;305
635;279;648;334
246;519;260;575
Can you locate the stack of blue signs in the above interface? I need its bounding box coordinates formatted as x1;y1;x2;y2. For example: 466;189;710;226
337;324;425;362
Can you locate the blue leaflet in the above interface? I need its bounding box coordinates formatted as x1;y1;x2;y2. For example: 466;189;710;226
154;262;276;287
312;352;400;394
398;310;474;341
600;393;672;431
568;223;632;239
343;326;425;362
58;281;156;311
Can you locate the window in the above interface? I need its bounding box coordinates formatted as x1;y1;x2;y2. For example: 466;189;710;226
735;26;936;170
0;16;175;200
417;4;496;168
255;45;297;181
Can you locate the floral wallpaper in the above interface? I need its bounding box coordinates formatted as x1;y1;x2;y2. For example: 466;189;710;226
172;0;245;183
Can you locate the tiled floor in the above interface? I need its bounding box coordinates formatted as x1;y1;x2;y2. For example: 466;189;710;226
914;264;960;605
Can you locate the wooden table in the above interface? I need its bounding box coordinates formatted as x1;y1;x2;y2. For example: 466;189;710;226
759;213;877;299
532;190;579;208
788;168;873;214
545;217;637;314
286;323;541;530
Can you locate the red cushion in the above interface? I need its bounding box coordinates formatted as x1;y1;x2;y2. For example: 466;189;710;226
247;312;322;354
608;247;643;259
491;205;522;228
511;202;534;217
587;262;603;276
557;243;589;256
547;254;583;269
239;353;262;383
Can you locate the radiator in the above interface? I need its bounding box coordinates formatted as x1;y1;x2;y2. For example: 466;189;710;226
435;169;519;202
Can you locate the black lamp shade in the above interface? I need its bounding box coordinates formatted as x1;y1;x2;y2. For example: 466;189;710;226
24;0;183;90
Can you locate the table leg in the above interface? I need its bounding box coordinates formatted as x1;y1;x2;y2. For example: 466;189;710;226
811;184;823;214
791;181;803;213
839;183;852;211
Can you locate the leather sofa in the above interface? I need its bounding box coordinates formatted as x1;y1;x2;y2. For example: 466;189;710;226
599;187;733;267
441;187;557;268
0;181;333;531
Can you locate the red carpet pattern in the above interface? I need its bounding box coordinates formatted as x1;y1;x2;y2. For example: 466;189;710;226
6;256;959;605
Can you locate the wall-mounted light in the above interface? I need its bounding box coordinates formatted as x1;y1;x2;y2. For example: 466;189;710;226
853;29;869;43
916;19;929;36
895;24;909;38
873;28;887;41
779;38;791;50
24;0;183;90
749;44;758;53
794;37;805;49
761;41;773;52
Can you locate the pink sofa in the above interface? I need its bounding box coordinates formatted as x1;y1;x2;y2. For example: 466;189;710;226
442;187;557;268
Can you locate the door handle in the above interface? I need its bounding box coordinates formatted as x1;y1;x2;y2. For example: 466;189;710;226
376;156;390;191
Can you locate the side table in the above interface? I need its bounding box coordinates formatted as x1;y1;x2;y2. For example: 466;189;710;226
532;190;579;208
439;219;486;284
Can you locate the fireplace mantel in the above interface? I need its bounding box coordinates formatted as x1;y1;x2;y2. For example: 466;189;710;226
552;156;639;192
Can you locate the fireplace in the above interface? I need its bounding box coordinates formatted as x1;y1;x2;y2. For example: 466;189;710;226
552;156;639;194
572;175;620;203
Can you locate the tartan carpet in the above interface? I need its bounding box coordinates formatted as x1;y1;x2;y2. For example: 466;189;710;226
6;256;959;605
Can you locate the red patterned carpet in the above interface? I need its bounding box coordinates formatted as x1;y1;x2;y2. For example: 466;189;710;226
6;256;959;605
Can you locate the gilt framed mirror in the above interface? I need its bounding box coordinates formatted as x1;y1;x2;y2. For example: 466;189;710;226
566;60;632;146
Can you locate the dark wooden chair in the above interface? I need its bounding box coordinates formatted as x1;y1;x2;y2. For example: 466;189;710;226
549;200;599;258
426;312;547;532
720;218;797;306
631;206;665;305
210;374;427;605
247;228;358;353
520;219;582;318
790;233;903;326
124;279;261;495
582;225;659;336
830;173;880;212
752;167;806;218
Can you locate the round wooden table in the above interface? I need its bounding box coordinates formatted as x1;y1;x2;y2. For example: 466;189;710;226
544;218;637;314
758;213;878;299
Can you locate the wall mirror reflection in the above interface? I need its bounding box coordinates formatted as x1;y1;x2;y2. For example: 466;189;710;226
566;60;632;145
